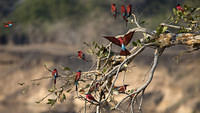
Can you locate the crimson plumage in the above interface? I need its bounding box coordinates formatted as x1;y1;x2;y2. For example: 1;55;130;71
111;3;117;19
103;31;135;56
86;93;98;103
52;69;58;85
75;70;81;91
78;51;88;62
121;5;128;23
4;21;13;28
126;4;132;17
114;84;129;93
176;4;184;12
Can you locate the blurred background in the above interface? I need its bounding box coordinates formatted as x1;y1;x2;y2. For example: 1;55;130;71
0;0;200;113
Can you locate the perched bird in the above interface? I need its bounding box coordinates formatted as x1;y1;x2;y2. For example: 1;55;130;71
121;5;128;23
86;93;98;103
126;4;132;17
114;84;129;93
176;4;184;12
89;82;100;92
74;70;81;91
111;3;117;19
103;31;135;56
52;69;58;85
77;51;88;62
4;21;14;28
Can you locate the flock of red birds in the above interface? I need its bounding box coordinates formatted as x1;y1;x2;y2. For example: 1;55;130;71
48;3;184;104
111;3;132;24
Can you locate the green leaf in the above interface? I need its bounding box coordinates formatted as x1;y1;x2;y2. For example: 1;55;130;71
60;94;66;103
156;26;162;35
47;99;57;106
137;39;141;44
83;42;90;47
48;88;55;92
162;26;168;33
96;51;100;56
103;68;107;73
63;94;66;100
92;41;96;46
85;84;90;88
63;67;71;71
130;89;134;93
18;82;25;86
35;101;40;104
132;41;137;46
66;89;71;93
173;8;177;15
139;20;145;25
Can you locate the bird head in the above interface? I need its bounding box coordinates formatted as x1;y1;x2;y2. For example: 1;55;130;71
53;68;57;72
176;4;180;7
77;70;82;72
127;4;132;9
111;3;116;11
78;51;82;54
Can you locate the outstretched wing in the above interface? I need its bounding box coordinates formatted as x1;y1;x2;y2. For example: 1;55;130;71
103;36;121;46
123;31;135;45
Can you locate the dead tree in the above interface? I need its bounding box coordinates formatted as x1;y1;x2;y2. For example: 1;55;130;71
32;4;200;113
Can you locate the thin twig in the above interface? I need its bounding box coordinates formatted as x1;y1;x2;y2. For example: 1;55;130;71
101;42;112;69
138;89;145;113
122;70;126;86
160;23;192;30
102;46;146;102
84;100;87;113
132;13;141;28
31;76;52;81
114;48;160;109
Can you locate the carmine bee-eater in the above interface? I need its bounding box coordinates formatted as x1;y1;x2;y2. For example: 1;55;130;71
121;5;128;23
111;3;117;19
77;50;88;62
126;4;132;18
103;30;135;56
4;21;14;28
74;70;81;91
114;84;129;93
89;82;100;92
52;69;58;85
86;93;98;103
176;4;184;12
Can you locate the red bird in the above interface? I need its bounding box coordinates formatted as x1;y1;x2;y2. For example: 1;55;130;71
121;5;128;23
176;4;184;12
4;21;14;28
114;84;129;93
74;70;81;91
111;3;117;19
89;82;100;92
86;93;98;103
77;51;88;62
126;4;132;17
52;69;58;85
103;31;135;56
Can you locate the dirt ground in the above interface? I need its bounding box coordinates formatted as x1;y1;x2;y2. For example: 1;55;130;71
0;44;200;113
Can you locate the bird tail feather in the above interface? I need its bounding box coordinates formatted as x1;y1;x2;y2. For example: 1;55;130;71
120;49;130;56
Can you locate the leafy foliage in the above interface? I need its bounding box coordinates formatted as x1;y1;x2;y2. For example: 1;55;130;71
170;5;200;33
